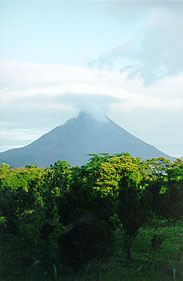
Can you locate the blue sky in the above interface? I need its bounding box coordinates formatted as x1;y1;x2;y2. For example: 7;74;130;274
1;2;124;64
0;0;183;157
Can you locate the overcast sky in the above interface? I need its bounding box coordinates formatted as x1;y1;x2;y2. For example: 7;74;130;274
0;0;183;157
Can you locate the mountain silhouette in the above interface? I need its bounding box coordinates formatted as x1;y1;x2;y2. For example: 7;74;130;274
0;112;173;167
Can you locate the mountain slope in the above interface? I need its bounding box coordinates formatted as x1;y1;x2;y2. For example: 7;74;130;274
0;112;173;167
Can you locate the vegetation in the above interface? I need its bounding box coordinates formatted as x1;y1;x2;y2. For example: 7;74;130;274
0;153;183;281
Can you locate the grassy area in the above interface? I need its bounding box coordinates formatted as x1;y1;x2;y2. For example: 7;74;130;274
1;219;182;281
69;220;183;281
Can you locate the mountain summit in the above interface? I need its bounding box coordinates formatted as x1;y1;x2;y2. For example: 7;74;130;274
0;112;173;167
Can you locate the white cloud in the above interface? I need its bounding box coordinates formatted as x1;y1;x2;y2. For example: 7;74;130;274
1;61;183;111
92;1;183;84
0;61;183;156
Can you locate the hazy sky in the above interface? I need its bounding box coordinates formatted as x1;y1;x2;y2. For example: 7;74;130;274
0;0;183;157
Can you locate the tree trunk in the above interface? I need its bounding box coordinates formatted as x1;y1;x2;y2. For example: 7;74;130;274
96;258;100;281
125;235;133;267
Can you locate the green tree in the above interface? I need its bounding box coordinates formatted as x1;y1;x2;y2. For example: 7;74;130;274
55;159;118;279
95;154;151;264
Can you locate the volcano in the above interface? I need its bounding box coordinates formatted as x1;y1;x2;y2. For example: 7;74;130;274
0;112;173;167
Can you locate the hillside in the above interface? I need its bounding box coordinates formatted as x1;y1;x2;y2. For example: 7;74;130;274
0;112;173;167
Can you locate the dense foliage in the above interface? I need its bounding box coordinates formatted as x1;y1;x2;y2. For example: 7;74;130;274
0;154;183;281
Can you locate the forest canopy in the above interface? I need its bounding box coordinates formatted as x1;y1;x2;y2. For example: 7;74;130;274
0;153;183;281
